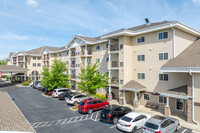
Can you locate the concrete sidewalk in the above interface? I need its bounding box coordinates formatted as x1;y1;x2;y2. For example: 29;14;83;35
109;100;200;132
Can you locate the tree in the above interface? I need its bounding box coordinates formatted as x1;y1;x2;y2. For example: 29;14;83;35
0;60;7;65
77;63;109;94
41;58;71;91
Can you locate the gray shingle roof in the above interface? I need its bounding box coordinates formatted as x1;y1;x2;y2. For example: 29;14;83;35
160;85;188;96
0;91;35;132
122;80;146;90
162;39;200;68
0;65;28;72
25;46;61;55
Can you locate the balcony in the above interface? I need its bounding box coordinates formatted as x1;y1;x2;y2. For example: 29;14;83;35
71;74;76;79
81;50;92;56
71;63;76;68
110;44;119;52
111;77;119;86
109;61;119;69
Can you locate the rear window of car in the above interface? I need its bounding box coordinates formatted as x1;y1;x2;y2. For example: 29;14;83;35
79;102;85;105
53;90;57;92
145;122;159;130
121;116;132;122
102;109;111;114
68;96;73;99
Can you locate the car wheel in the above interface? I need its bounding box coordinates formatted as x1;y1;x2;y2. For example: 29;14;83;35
88;109;93;114
176;123;180;131
132;126;137;133
113;117;118;124
73;101;78;106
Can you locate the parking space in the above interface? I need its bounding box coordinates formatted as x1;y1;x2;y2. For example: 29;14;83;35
0;86;194;133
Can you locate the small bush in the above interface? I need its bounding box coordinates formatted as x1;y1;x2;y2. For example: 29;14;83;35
22;82;29;86
93;93;107;100
27;80;32;83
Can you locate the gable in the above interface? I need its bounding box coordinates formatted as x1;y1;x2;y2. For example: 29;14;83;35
41;48;49;55
66;36;86;48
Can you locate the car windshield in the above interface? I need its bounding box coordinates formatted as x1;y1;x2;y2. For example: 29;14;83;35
102;109;111;114
79;102;85;105
145;122;159;130
53;90;57;92
121;116;132;122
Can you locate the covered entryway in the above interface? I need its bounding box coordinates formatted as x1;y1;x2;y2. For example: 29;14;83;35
0;65;28;83
121;80;146;108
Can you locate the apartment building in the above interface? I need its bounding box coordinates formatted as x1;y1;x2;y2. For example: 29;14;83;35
6;20;200;124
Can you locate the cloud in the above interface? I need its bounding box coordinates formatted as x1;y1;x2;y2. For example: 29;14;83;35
25;0;38;7
192;0;200;4
0;33;29;40
99;29;109;34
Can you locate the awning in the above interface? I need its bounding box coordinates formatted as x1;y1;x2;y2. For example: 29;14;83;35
122;80;146;92
159;85;190;99
0;65;28;73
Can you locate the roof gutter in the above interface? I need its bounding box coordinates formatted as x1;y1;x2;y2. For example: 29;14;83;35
189;69;199;126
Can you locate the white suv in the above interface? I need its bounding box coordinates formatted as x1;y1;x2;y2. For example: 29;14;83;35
66;94;89;105
52;88;70;98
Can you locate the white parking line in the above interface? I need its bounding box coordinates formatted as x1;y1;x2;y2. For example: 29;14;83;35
61;119;68;124
95;111;99;121
80;116;83;121
55;120;61;125
182;129;187;133
110;125;117;129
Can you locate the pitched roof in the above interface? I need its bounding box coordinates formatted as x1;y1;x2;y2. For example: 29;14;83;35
25;46;61;55
160;85;188;96
162;39;200;68
0;65;28;72
122;80;146;92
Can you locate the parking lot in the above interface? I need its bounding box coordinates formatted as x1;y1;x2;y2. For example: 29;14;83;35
0;85;194;133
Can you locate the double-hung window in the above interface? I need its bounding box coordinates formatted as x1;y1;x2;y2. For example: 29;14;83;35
137;55;145;61
159;74;168;81
159;96;167;104
138;73;145;79
137;36;145;43
96;45;100;50
144;94;150;100
159;53;168;60
158;32;168;40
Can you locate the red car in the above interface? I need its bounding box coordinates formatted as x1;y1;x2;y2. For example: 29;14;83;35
78;98;109;114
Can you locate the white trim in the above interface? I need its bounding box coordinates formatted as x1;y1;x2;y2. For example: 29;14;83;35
161;67;200;73
159;92;189;99
122;88;146;92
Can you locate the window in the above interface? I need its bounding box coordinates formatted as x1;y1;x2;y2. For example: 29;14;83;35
158;32;168;40
161;120;170;128
33;63;36;67
137;55;145;61
37;63;41;67
159;96;167;104
176;99;184;110
106;43;109;48
66;51;69;55
120;62;123;67
106;58;109;62
137;36;145;43
144;94;150;100
37;57;41;60
159;53;168;60
120;80;123;84
120;44;123;49
33;57;36;60
66;61;68;64
96;45;100;50
159;74;168;81
138;73;145;79
96;58;100;63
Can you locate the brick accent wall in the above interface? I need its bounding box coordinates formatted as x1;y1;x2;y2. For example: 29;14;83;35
187;74;193;123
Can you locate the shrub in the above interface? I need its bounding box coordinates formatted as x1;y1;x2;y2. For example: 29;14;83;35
27;80;32;83
22;82;29;86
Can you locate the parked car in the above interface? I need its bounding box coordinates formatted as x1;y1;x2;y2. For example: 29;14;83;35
58;91;76;100
32;81;40;89
117;112;151;133
100;104;132;124
78;98;109;114
66;94;90;105
52;88;70;98
37;83;45;91
142;115;180;133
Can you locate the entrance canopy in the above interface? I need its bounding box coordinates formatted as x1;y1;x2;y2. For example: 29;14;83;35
122;80;146;92
0;65;28;74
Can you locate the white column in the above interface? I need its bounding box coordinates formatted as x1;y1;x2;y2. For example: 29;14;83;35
123;90;125;103
85;57;87;68
24;72;26;81
135;92;137;100
166;97;169;107
108;39;112;99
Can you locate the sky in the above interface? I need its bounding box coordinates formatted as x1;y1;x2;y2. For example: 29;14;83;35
1;0;200;60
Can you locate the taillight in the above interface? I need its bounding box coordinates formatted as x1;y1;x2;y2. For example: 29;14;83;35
125;124;131;127
155;131;161;133
60;95;63;97
106;114;112;117
56;92;57;95
69;99;72;101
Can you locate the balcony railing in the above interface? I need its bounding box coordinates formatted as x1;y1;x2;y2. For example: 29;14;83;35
111;77;119;85
81;50;92;56
110;44;119;51
111;61;119;68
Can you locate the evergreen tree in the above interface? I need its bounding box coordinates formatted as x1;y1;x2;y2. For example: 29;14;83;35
77;63;109;94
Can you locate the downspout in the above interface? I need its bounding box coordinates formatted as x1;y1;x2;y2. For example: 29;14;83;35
170;24;175;58
189;69;199;125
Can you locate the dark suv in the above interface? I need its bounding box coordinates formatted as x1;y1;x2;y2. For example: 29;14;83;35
100;104;132;124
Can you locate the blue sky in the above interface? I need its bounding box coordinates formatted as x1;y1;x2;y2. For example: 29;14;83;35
1;0;200;60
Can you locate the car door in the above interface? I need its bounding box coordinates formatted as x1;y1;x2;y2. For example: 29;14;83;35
93;100;99;110
160;120;171;133
132;115;143;128
117;107;126;118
